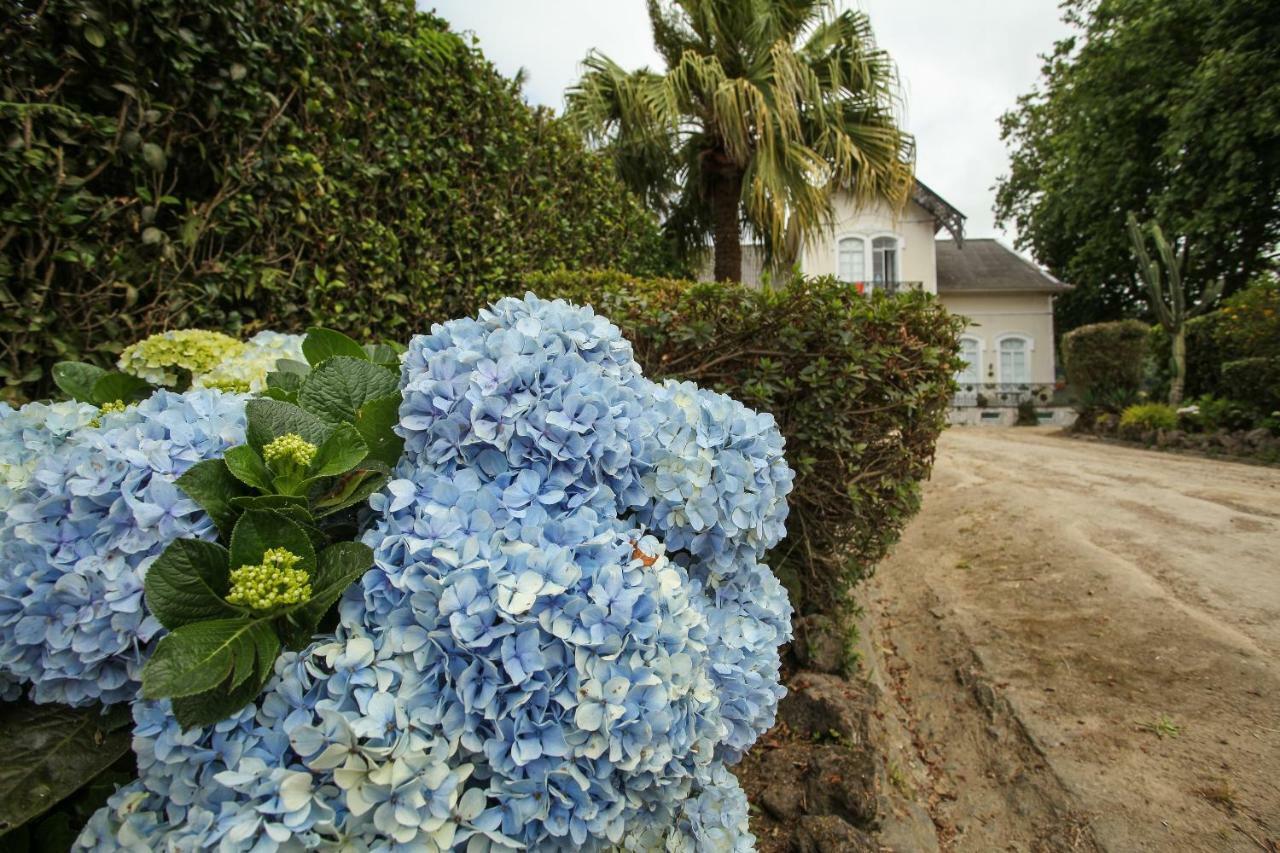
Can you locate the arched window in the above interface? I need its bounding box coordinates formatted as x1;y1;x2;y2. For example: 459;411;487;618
872;236;898;285
837;237;865;283
957;337;981;384
998;336;1031;383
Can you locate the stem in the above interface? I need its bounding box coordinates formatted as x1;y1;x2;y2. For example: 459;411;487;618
710;166;743;283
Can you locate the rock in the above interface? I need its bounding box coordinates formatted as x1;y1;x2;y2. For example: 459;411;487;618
1245;427;1273;448
803;744;878;827
793;815;877;853
791;615;847;674
778;672;875;746
1157;429;1184;448
760;782;805;821
875;799;940;853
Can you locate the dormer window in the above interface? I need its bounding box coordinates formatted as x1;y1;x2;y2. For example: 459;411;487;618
872;236;898;284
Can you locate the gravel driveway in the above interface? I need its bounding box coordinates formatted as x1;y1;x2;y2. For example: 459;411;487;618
864;427;1279;852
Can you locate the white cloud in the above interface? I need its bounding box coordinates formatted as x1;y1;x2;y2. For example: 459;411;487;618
425;0;1070;240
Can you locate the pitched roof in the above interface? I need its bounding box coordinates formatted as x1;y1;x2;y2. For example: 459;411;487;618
935;238;1071;293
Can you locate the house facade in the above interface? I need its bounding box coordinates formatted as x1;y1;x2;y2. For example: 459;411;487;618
706;180;1073;422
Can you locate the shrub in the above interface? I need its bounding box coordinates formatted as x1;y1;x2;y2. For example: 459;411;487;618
0;0;673;404
1015;399;1039;426
1217;276;1280;360
1179;395;1261;433
522;270;965;615
1119;402;1178;434
1220;357;1280;413
1062;320;1150;407
1149;313;1236;400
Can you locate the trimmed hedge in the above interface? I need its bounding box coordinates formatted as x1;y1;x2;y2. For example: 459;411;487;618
522;270;965;616
1062;320;1149;408
1;0;672;403
1221;357;1280;413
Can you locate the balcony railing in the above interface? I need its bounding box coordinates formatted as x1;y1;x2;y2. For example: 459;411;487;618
952;382;1055;408
847;280;924;295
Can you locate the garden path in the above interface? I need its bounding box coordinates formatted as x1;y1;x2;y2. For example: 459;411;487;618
864;427;1279;852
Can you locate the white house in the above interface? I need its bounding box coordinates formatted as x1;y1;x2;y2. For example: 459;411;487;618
706;179;1072;419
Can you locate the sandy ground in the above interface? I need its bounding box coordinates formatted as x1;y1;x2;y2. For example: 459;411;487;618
864;427;1280;852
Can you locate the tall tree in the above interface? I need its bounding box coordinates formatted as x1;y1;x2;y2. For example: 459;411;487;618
995;0;1280;334
566;0;914;282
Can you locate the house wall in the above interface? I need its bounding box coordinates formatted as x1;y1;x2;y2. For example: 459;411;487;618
939;291;1058;384
798;195;940;294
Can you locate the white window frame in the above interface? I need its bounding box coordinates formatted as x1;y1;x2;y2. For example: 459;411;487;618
870;234;901;285
834;231;902;292
956;335;983;385
995;333;1035;384
835;235;866;285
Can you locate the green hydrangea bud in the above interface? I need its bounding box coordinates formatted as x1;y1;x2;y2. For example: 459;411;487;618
226;547;311;610
118;329;246;387
89;399;129;428
200;376;252;394
263;433;318;469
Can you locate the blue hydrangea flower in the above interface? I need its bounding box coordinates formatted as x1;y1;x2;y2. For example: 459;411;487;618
0;389;247;705
77;297;794;851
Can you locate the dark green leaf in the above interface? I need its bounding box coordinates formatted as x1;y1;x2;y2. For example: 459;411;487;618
169;622;279;729
90;372;152;405
312;469;388;518
296;357;399;425
354;393;405;467
228;509;316;575
224;445;273;491
177;459;250;537
244;399;332;452
362;342;402;368
274;359;311;376
229;494;308;511
51;362;106;403
282;541;372;647
144;538;237;629
267;371;303;394
0;701;131;835
141;618;254;699
308;424;368;478
302;327;367;366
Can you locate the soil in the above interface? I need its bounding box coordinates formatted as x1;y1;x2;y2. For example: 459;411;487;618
862;427;1280;852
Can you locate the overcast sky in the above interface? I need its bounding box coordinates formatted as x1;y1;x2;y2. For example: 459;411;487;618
426;1;1071;242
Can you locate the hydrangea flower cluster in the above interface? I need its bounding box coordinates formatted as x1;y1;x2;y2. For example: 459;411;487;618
0;389;247;705
0;400;99;501
78;296;793;851
118;329;305;393
227;548;313;611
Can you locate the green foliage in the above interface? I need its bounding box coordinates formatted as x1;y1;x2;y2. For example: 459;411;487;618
1179;395;1261;433
522;270;964;616
566;0;913;280
1148;314;1233;401
1217;276;1280;360
995;0;1280;334
1062;320;1150;408
1015;399;1039;426
50;362;153;406
140;330;395;727
1119;402;1178;433
0;701;132;837
1;0;669;403
1220;358;1280;414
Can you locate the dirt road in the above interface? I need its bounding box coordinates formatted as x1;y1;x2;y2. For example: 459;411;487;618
864;428;1279;852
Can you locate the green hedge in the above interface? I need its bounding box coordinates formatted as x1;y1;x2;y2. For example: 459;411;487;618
522;270;965;616
1;0;672;403
1062;320;1149;410
1221;357;1280;413
1148;313;1238;401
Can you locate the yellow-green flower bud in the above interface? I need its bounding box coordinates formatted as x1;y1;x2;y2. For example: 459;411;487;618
263;433;318;469
89;399;129;428
201;377;251;394
226;547;311;610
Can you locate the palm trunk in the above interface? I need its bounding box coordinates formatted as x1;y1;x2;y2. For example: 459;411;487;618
1169;327;1186;407
710;168;743;282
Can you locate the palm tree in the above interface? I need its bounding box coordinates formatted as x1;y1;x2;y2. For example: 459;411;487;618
567;0;915;282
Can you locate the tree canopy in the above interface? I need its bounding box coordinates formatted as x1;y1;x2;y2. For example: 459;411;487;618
995;0;1280;334
567;0;914;282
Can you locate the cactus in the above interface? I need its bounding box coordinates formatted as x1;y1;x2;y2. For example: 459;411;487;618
1126;213;1223;406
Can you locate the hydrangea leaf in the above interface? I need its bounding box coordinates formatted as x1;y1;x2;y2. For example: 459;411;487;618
169;622;279;729
141;618;256;700
296;356;400;425
51;361;106;403
302;327;368;367
144;538;238;629
90;371;153;405
278;541;372;649
228;494;309;512
354;393;405;468
0;700;131;836
267;370;304;393
244;399;333;452
273;358;311;376
223;445;273;492
176;458;251;537
362;342;402;369
307;423;368;478
311;468;388;518
229;510;317;578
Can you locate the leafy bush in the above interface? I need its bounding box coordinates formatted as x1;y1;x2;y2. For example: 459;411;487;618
2;297;795;849
1218;276;1280;360
0;0;671;404
1015;399;1039;426
1149;313;1236;400
1062;320;1149;408
522;270;965;615
1220;357;1280;414
1119;402;1178;433
1178;395;1261;433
